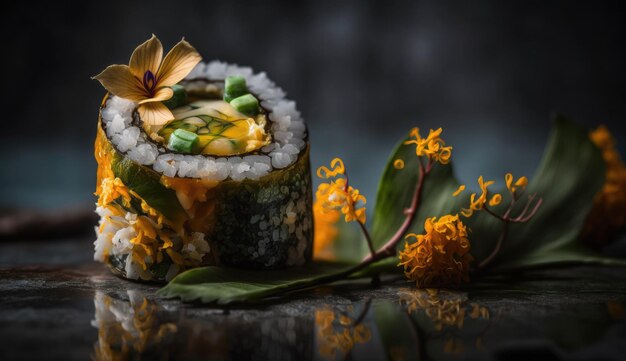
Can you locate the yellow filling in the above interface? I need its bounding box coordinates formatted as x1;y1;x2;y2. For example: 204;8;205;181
159;100;268;156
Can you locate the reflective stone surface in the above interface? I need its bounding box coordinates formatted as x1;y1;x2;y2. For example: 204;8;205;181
1;239;626;360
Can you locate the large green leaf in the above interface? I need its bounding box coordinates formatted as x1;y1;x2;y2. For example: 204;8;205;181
372;115;626;271
159;262;362;304
158;258;400;304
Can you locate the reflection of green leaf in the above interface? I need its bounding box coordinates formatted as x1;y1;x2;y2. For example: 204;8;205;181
373;301;421;361
371;116;626;271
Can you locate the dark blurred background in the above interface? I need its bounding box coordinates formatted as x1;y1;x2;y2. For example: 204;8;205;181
1;0;625;211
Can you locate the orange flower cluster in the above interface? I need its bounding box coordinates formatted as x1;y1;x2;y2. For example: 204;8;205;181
584;126;626;245
312;199;340;260
398;215;472;288
404;127;453;164
315;158;367;223
456;173;528;218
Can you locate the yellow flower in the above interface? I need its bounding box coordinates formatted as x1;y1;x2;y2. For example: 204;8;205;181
505;173;528;194
488;194;502;206
460;176;499;217
313;199;341;260
404;127;453;164
317;157;346;178
393;159;405;170
93;35;202;130
583;125;626;246
452;185;465;196
316;158;367;223
398;214;472;288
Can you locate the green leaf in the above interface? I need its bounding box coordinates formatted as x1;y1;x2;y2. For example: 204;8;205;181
158;258;399;304
331;220;370;263
371;142;460;249
372;115;625;272
159;262;352;304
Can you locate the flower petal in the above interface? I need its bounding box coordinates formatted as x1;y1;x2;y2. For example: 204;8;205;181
137;87;174;104
92;65;146;101
505;173;513;193
129;34;164;79
515;176;529;188
452;185;465;197
489;194;502;206
157;39;202;86
138;102;174;127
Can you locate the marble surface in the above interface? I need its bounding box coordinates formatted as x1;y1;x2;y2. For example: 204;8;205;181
1;239;626;361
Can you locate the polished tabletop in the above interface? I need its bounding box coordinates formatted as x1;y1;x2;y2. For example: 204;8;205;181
1;239;626;361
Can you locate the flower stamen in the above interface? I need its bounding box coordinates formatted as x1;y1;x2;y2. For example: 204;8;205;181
143;70;157;96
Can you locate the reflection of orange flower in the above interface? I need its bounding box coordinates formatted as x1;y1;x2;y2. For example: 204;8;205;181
315;307;372;359
93;35;201;130
399;288;489;331
399;288;489;354
398;215;472;288
584;125;626;246
313;199;340;260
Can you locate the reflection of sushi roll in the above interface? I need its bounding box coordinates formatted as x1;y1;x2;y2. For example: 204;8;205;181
91;290;179;360
94;61;313;282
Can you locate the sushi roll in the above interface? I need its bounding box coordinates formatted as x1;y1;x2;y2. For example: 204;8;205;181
93;36;312;282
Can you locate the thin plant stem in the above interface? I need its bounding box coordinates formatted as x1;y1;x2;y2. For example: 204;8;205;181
365;158;431;261
479;190;542;270
479;220;508;269
280;157;432;294
482;206;506;222
515;197;543;222
358;221;376;258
